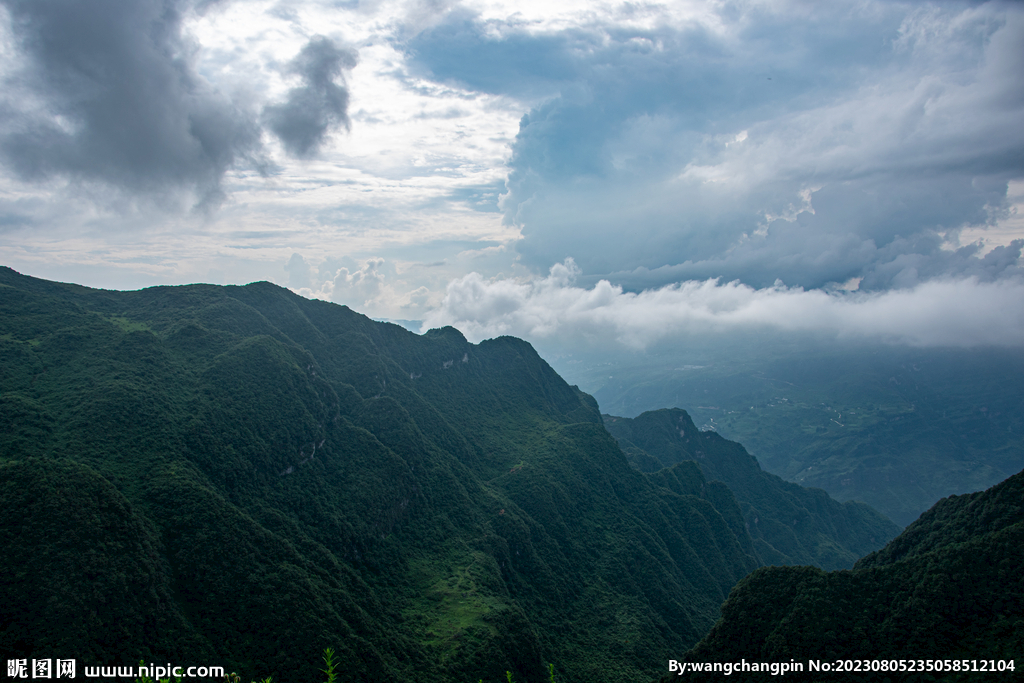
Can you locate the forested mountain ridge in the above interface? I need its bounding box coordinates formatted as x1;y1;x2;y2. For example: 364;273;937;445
0;267;894;682
666;469;1024;682
574;344;1024;527
603;410;898;570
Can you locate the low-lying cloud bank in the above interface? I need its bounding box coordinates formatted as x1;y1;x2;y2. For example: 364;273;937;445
422;259;1024;349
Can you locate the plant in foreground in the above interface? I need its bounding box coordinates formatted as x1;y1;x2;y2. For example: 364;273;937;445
320;648;337;683
221;672;270;683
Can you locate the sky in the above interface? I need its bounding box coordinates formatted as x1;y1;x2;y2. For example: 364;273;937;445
1;0;1023;350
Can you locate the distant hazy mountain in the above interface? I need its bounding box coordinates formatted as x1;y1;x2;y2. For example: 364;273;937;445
666;467;1024;682
0;268;895;682
550;341;1024;527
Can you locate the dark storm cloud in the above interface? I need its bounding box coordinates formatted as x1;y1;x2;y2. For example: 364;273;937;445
264;36;357;158
408;1;1024;292
0;0;265;206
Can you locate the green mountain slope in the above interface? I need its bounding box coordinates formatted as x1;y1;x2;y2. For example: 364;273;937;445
0;267;893;682
667;469;1024;682
558;341;1024;527
604;409;899;570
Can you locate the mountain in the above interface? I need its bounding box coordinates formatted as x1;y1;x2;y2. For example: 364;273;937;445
603;409;898;570
0;267;893;682
666;468;1024;682
551;341;1024;527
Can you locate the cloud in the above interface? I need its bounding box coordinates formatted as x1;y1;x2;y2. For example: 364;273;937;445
0;0;265;207
328;256;387;305
285;251;314;290
288;253;390;308
264;36;357;158
409;1;1024;291
423;257;1024;349
287;251;458;317
405;12;578;100
3;0;1021;320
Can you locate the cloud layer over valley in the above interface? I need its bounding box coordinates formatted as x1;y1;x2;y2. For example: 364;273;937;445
424;258;1024;349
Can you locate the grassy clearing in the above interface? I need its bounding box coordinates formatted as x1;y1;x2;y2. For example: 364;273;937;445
405;550;506;647
106;315;154;333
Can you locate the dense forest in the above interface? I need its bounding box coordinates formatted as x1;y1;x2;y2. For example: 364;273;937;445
604;409;894;570
0;267;900;682
567;341;1024;527
666;469;1023;682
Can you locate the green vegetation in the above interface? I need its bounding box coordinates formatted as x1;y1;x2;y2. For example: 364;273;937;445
0;267;895;682
574;342;1024;526
604;409;899;569
320;648;337;683
665;469;1024;682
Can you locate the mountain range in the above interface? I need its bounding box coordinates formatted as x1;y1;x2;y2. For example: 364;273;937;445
555;340;1024;527
603;409;894;570
8;267;1021;682
0;267;905;682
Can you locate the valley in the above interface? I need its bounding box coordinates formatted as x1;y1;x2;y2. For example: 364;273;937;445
552;342;1024;527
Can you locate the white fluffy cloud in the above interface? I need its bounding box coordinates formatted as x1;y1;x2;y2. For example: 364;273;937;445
424;259;1024;348
287;252;447;316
